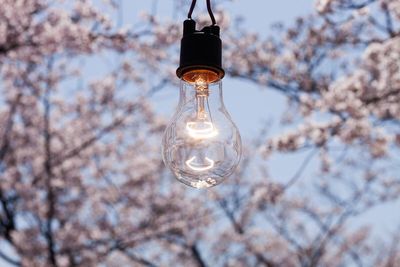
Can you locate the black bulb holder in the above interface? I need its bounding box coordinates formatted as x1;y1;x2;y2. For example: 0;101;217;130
176;19;225;80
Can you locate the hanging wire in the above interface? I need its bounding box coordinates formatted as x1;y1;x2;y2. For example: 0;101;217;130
187;0;217;25
187;0;197;20
206;0;217;25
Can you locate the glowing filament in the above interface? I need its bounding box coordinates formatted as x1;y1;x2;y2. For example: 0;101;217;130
185;156;215;172
186;121;218;139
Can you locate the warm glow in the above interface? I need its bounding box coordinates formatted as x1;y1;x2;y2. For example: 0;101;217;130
182;69;220;84
186;121;218;139
185;156;215;171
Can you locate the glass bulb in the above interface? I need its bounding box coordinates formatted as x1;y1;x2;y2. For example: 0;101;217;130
162;70;242;189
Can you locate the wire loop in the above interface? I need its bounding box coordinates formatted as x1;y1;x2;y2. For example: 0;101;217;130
187;0;217;25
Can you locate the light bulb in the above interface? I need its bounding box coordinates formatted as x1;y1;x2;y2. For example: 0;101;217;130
162;70;242;188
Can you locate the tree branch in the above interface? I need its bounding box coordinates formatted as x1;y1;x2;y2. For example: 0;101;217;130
0;250;21;267
42;59;58;267
190;243;207;267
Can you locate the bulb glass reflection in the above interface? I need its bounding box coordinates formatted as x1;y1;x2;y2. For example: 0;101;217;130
162;70;241;188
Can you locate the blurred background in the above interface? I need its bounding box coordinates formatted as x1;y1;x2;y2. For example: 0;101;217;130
0;0;399;266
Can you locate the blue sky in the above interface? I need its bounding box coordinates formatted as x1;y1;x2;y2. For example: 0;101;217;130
93;0;314;141
121;0;316;178
120;0;399;235
1;1;398;265
126;0;400;240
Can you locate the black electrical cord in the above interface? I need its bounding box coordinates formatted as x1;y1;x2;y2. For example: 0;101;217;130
187;0;217;25
187;0;197;19
206;0;217;25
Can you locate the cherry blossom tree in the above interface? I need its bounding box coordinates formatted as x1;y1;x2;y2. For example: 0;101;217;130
0;1;210;266
0;0;400;266
216;0;400;266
